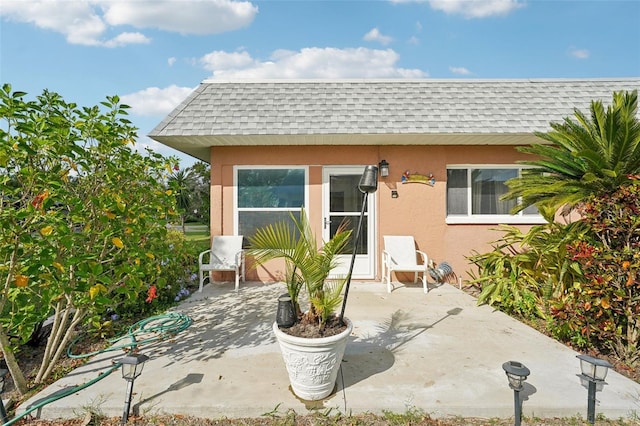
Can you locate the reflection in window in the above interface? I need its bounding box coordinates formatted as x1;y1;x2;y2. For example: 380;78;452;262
446;166;540;221
236;167;306;240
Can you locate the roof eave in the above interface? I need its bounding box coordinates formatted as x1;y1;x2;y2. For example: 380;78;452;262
149;133;543;163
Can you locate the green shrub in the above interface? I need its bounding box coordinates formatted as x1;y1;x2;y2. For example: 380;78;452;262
552;178;640;364
467;218;587;321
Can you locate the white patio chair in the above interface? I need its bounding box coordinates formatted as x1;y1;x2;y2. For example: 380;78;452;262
382;235;430;293
198;235;245;292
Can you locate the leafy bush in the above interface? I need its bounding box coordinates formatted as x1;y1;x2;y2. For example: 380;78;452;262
0;85;183;389
467;216;588;321
90;229;198;331
551;177;640;365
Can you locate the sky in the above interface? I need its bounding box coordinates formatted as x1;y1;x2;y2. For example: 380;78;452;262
1;0;639;168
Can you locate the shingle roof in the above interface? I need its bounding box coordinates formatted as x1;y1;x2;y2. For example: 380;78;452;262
149;78;640;162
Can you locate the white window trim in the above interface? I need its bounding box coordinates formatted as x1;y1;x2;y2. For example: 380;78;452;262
445;164;546;225
233;165;309;235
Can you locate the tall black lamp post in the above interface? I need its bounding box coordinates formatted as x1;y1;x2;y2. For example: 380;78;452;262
0;368;8;423
339;165;378;323
577;354;612;425
119;353;149;425
502;360;530;426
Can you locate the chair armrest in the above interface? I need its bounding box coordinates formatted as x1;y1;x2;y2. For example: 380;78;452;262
382;250;390;262
199;249;212;264
416;250;429;265
235;249;244;265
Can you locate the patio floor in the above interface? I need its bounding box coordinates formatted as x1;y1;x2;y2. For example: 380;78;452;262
17;281;640;422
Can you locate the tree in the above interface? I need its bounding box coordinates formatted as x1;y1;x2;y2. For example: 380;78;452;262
0;85;179;389
188;161;210;224
168;168;196;232
504;90;640;214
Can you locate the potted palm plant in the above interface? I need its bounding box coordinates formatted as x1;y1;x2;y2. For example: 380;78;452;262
248;208;353;400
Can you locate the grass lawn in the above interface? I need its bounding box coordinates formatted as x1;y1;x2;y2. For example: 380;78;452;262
181;224;210;252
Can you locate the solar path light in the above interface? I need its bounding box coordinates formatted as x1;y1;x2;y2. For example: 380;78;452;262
502;360;530;426
577;354;612;425
119;353;149;425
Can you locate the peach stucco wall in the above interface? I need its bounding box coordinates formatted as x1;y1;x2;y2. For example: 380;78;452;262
209;144;535;284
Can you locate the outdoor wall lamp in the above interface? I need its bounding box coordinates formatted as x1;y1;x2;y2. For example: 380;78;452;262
340;165;378;322
120;353;149;425
502;360;530;426
0;368;8;423
577;354;612;425
378;160;389;177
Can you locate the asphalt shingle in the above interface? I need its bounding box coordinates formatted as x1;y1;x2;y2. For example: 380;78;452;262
150;79;640;139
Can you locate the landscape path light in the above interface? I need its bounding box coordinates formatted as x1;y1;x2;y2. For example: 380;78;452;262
119;353;149;425
577;354;612;425
502;360;530;426
0;368;8;423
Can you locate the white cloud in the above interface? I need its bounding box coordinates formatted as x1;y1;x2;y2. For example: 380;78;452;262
569;47;590;59
103;32;151;48
103;0;257;35
199;47;428;79
363;28;393;45
449;66;472;75
168;57;177;67
0;0;258;47
200;50;257;72
391;0;525;18
121;85;196;117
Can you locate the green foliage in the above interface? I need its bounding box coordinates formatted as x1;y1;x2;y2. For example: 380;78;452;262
91;230;198;331
248;208;352;329
551;178;640;364
467;220;588;320
504;90;640;214
0;84;184;383
186;161;211;223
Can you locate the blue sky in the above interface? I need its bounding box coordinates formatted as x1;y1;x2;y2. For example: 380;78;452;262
1;0;639;168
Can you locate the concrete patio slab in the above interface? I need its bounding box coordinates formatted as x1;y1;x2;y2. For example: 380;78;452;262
17;282;640;422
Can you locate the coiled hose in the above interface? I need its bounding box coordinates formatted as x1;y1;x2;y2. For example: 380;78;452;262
3;312;192;426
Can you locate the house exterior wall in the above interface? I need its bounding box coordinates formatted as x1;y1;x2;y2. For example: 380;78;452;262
209;144;536;283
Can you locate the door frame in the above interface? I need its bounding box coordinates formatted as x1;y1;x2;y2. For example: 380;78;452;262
322;165;377;279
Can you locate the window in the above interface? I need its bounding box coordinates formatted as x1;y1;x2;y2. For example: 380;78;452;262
446;166;543;224
235;167;307;239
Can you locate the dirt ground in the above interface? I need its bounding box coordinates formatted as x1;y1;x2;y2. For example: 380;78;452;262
9;413;640;425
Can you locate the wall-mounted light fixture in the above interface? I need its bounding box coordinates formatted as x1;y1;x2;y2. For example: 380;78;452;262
391;190;399;198
378;160;389;177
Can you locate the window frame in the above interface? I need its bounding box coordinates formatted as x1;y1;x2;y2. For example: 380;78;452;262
445;164;546;225
233;165;309;236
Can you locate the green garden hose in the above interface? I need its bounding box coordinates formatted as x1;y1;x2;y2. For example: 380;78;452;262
67;311;193;359
2;363;121;426
4;311;192;426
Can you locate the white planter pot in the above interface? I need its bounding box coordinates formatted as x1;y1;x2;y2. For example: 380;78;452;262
273;317;353;401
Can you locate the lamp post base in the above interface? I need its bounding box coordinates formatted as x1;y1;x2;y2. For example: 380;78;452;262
121;380;134;425
587;380;596;425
